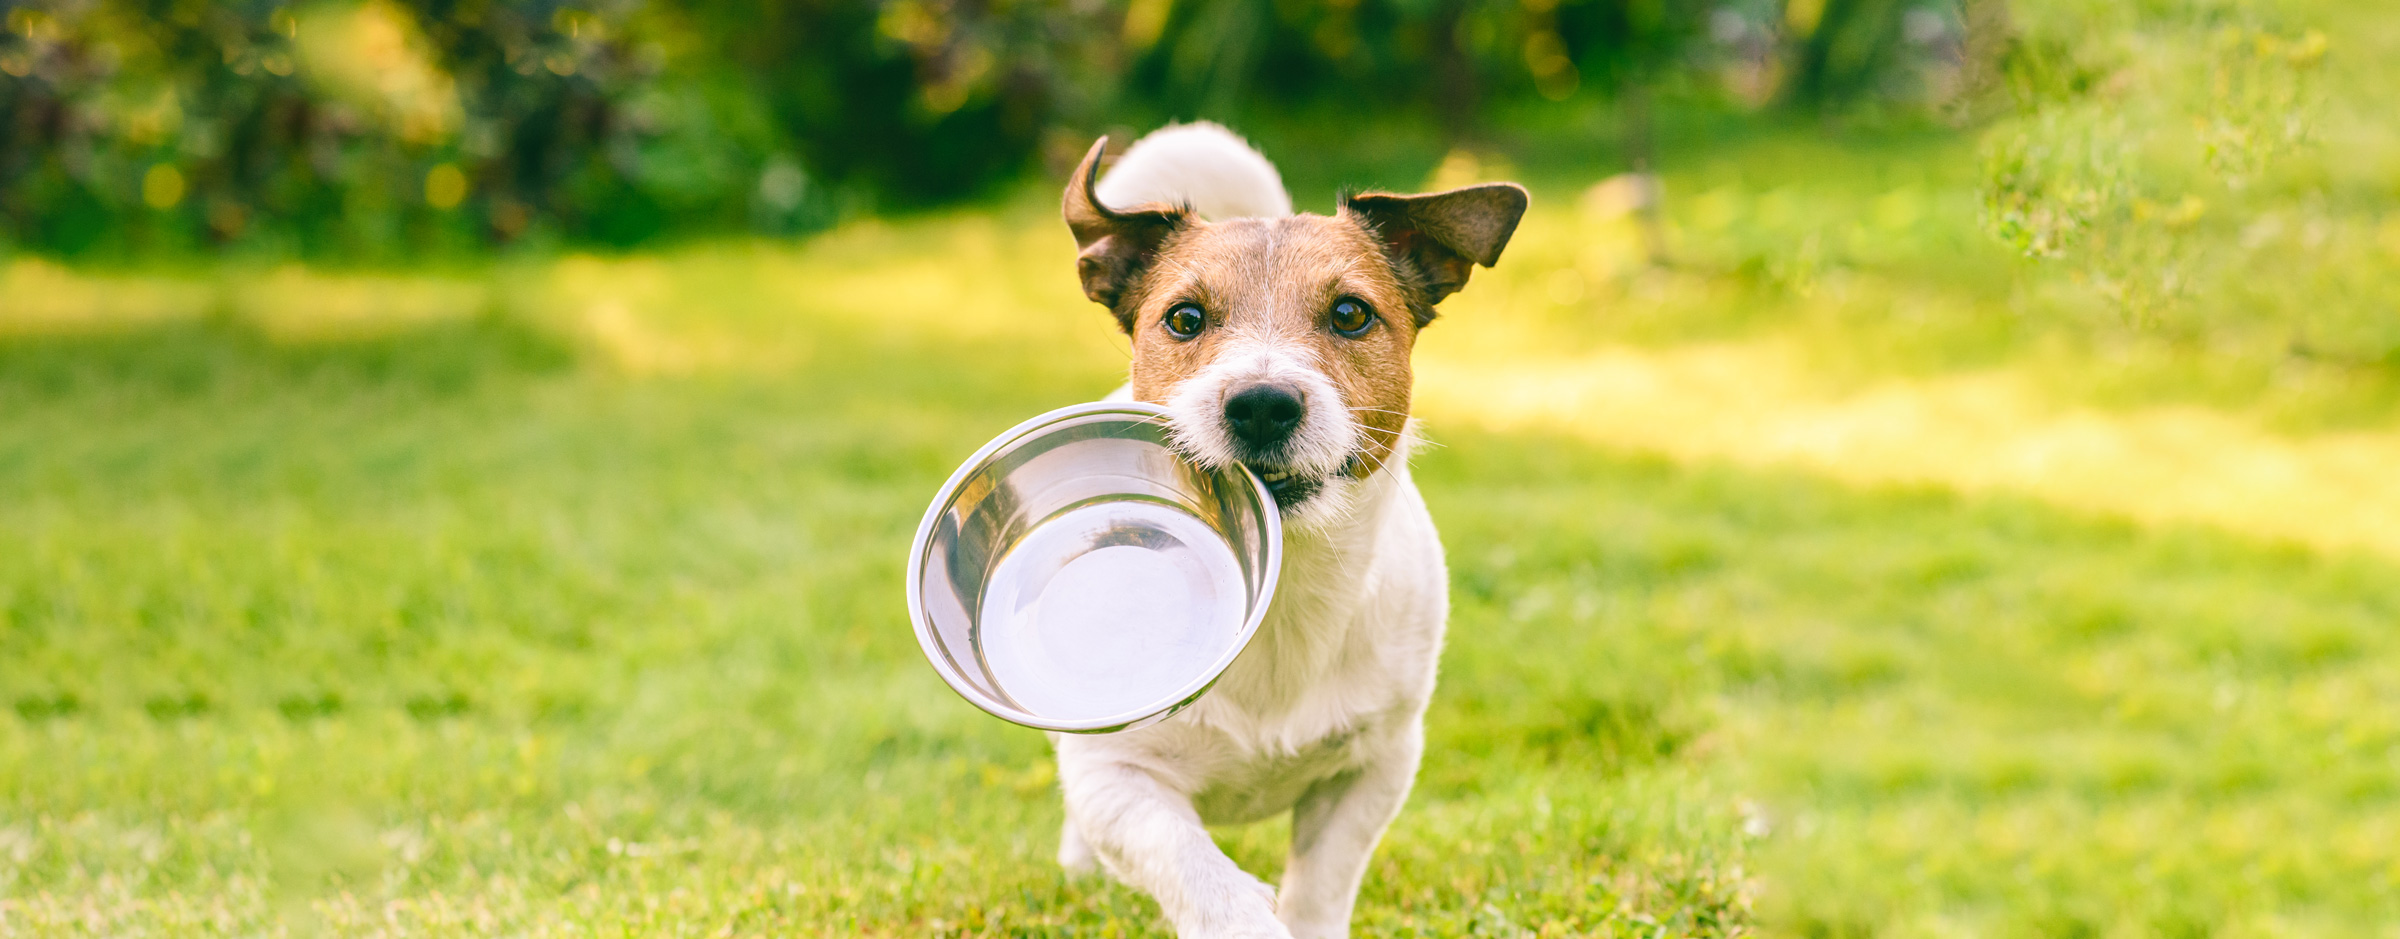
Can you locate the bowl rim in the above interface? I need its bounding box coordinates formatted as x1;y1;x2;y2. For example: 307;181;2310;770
905;400;1282;733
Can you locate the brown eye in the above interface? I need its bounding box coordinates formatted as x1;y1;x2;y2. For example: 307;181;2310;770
1164;302;1206;339
1329;297;1375;337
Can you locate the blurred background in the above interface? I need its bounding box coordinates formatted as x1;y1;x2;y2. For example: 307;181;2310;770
6;0;2002;254
3;0;2397;935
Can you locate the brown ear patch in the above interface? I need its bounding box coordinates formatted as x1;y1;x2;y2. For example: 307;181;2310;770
1063;138;1190;331
1343;182;1529;323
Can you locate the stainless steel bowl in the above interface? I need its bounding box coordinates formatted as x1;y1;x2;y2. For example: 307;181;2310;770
906;402;1282;733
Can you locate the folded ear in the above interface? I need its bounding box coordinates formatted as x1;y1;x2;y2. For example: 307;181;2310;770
1064;138;1188;330
1343;182;1529;322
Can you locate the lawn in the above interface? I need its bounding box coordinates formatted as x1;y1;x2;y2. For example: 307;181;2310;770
6;88;2400;937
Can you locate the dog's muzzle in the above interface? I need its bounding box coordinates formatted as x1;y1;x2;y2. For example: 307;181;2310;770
1219;381;1327;505
1222;382;1305;453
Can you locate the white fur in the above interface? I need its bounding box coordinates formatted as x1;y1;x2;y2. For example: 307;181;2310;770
1096;122;1294;222
1062;127;1448;939
1161;328;1363;535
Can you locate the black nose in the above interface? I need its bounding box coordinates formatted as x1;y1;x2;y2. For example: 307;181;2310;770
1223;383;1305;449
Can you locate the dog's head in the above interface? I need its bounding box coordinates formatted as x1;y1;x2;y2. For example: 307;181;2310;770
1064;138;1527;529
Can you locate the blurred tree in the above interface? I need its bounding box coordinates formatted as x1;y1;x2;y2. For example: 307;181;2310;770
662;0;1108;210
1112;0;1713;147
0;0;325;253
1782;0;1975;113
0;0;787;256
408;0;776;246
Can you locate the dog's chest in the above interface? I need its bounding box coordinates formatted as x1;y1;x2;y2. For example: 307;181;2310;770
1172;481;1446;820
1189;729;1363;825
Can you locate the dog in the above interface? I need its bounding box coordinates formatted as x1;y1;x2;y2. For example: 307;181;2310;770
1049;122;1527;939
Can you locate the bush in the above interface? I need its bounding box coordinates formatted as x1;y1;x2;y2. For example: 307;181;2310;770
0;0;1970;259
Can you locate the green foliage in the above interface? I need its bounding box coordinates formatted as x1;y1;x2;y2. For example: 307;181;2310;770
0;0;781;257
1980;105;2129;259
0;0;1985;260
1119;0;1710;134
1782;0;1916;106
1973;0;2397;362
671;0;1100;211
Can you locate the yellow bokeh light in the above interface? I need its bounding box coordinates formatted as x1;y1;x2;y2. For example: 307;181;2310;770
425;163;468;209
141;164;185;210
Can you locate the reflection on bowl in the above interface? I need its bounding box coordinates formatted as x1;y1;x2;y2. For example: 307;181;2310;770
906;402;1281;733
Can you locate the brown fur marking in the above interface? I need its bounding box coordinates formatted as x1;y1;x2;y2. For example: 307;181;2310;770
1064;141;1528;484
1120;216;1418;479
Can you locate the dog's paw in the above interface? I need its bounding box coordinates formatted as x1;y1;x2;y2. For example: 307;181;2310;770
1180;873;1289;939
1274;886;1351;939
1276;914;1348;939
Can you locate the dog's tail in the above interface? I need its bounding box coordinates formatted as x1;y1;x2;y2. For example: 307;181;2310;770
1094;122;1292;221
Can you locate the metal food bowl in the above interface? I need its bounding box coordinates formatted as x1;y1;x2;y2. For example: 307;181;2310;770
906;402;1282;733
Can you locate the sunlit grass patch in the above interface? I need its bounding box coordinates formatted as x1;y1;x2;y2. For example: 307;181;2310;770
1418;338;2400;561
0;258;214;336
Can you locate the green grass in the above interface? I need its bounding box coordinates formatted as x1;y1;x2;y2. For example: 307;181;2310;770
3;265;2397;936
8;5;2400;923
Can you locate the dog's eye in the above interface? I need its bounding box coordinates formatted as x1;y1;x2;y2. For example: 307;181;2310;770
1164;302;1206;340
1328;297;1376;338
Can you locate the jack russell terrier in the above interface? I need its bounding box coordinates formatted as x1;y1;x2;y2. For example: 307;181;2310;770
1049;122;1527;938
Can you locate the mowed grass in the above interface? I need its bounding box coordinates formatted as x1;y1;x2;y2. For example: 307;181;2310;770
3;271;2397;937
7;97;2400;933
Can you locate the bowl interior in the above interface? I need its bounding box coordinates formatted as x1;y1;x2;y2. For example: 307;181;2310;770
910;405;1278;732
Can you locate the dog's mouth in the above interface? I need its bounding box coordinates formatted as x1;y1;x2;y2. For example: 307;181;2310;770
1247;454;1365;510
1252;465;1324;507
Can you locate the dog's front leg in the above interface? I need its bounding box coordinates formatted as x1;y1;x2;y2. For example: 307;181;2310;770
1059;756;1289;938
1275;728;1423;939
